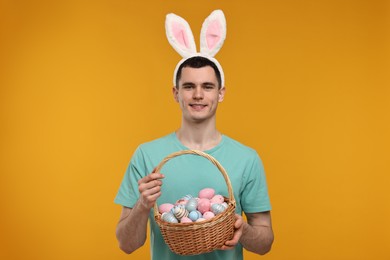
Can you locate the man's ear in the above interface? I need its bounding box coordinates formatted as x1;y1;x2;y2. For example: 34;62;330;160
218;87;226;102
172;87;179;102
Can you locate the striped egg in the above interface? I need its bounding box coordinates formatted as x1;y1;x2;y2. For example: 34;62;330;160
161;212;178;223
172;205;189;220
185;198;198;212
211;203;227;215
181;194;194;200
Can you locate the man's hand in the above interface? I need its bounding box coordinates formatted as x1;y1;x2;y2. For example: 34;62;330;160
116;169;164;254
137;169;164;211
220;214;244;250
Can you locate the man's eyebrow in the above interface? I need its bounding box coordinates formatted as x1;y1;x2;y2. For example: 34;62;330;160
202;82;216;87
182;82;195;86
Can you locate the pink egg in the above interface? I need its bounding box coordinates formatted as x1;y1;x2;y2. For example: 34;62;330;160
197;198;211;214
198;188;215;199
158;203;174;214
180;217;193;223
203;211;215;219
210;194;224;204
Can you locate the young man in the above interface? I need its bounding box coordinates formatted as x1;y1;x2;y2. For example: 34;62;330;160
114;56;274;259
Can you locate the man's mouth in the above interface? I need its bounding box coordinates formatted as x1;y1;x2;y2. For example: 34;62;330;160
190;104;207;110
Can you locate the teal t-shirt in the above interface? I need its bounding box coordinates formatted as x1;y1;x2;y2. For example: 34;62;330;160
114;133;271;260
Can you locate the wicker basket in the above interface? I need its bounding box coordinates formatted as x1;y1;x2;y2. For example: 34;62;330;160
153;150;236;256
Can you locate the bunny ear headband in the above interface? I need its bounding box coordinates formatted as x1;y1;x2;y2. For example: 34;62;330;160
165;9;227;88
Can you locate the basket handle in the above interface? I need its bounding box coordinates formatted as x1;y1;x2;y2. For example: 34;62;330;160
153;150;235;217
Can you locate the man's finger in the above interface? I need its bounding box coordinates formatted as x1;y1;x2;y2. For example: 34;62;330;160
138;172;165;185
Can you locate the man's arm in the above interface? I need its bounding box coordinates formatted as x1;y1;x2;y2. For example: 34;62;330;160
222;211;274;255
115;204;148;254
240;211;274;255
115;172;164;254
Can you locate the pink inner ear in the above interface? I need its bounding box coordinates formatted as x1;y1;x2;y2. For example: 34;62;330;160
206;20;221;50
172;21;190;49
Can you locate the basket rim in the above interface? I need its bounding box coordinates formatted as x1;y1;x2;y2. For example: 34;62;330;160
153;149;236;219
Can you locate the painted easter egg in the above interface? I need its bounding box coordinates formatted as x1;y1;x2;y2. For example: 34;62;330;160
188;210;202;221
181;194;194;200
196;218;206;222
172;205;189;220
180;217;193;223
210;194;225;204
198;188;215;199
197;198;211;214
185;198;198;212
158;203;174;214
161;212;178;223
203;211;215;220
175;198;188;205
211;203;226;215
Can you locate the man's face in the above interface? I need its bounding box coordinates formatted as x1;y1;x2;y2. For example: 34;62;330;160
173;66;225;123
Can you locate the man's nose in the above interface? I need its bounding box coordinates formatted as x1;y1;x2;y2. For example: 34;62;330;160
193;86;204;99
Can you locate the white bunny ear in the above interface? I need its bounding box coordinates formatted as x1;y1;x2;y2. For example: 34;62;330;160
165;13;197;58
200;10;226;57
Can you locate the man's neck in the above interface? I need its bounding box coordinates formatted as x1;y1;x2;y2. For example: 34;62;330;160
176;121;222;151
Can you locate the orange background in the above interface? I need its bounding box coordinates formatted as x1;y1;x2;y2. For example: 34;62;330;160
1;0;389;259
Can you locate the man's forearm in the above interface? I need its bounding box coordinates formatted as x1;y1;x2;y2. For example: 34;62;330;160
116;202;150;254
239;222;274;255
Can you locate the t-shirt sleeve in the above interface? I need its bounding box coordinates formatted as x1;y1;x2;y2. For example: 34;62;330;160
114;147;145;208
240;152;272;213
